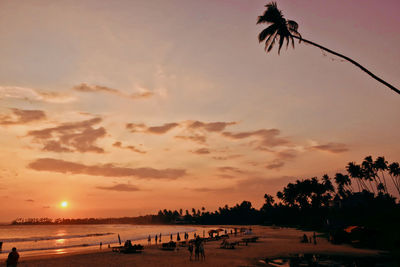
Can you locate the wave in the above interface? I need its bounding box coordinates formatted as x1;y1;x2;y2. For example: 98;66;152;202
1;232;115;243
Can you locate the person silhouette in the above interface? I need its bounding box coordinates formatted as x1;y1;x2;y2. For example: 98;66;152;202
6;247;19;267
148;235;151;245
155;234;158;244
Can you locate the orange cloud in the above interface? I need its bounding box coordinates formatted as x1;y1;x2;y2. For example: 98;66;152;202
0;108;46;125
187;121;237;132
222;128;290;149
28;158;186;179
218;166;244;174
27;118;106;153
266;149;298;170
113;141;146;154
0;86;75;103
311;142;349;153
96;184;141;192
190;148;210;154
73;83;154;100
175;134;206;144
126;122;179;134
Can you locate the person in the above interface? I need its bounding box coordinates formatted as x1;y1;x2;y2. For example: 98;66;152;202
99;242;102;249
199;240;205;260
188;243;194;261
148;235;151;245
6;247;19;267
194;236;201;261
313;232;317;245
170;233;173;241
155;234;158;244
177;233;181;242
301;234;308;243
159;233;162;243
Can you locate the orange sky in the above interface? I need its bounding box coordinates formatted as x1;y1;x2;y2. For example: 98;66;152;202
0;0;399;222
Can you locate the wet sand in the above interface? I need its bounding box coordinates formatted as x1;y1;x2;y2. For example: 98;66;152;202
17;226;384;267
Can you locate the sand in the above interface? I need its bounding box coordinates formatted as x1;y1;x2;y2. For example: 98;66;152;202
15;226;384;267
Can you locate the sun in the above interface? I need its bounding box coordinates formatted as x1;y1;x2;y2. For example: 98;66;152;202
61;201;68;208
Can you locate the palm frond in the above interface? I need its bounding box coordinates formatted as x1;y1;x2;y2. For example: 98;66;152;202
264;30;278;51
258;24;277;42
278;35;285;54
257;2;282;24
267;31;278;52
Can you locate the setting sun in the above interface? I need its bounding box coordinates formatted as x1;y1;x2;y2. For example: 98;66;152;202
61;201;68;208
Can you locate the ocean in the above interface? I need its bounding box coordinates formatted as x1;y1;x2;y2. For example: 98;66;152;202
0;224;214;258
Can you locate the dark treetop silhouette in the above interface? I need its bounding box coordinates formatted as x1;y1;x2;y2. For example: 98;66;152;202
257;2;400;96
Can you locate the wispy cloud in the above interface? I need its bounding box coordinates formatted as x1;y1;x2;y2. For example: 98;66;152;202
190;148;210;155
186;121;237;132
126;122;179;134
113;141;146;154
266;149;298;170
175;134;206;144
0;86;75;103
218;166;244;174
96;183;141;192
73;83;154;100
222;128;290;150
27;118;106;153
28;158;186;179
310;142;349;153
0;108;46;125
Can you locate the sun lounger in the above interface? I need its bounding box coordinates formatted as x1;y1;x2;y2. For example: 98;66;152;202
161;241;176;251
220;240;236;249
112;240;144;253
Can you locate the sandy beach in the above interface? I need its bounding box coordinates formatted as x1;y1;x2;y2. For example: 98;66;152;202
14;226;385;267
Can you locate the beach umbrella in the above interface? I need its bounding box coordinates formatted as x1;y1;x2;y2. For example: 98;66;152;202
118;234;121;245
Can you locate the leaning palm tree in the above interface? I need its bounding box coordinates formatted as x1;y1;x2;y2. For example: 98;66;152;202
257;2;400;95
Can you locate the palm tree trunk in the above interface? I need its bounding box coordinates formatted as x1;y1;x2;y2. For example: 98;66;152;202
292;36;400;95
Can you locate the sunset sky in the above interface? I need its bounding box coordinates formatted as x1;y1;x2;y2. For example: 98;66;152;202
0;0;399;221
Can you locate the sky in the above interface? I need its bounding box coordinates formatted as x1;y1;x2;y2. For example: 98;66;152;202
0;0;399;221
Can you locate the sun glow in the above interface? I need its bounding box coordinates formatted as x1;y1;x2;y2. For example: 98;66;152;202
61;201;68;208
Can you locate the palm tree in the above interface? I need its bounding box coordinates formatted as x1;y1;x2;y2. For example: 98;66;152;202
257;2;400;95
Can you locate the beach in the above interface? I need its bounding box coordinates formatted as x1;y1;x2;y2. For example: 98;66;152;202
14;226;385;267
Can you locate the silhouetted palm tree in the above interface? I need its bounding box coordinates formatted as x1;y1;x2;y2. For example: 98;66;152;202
257;2;400;95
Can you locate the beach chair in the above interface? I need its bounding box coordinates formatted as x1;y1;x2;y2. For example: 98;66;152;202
161;241;176;251
220;240;236;249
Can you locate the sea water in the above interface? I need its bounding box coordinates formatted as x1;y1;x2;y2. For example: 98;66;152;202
0;224;211;258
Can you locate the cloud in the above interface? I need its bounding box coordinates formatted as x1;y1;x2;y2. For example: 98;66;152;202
113;142;146;154
266;160;285;170
190;148;210;155
27;118;106;153
187;121;237;132
73;83;154;100
189;187;232;193
42;206;51;209
265;149;298;170
218;166;244;174
222;128;290;149
28;158;186;179
0;108;46;125
126;122;179;134
96;183;141;192
25;199;34;202
0;86;75;103
311;142;349;153
212;154;242;161
175;134;206;144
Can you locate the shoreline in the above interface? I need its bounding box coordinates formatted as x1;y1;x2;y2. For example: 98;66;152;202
14;225;391;267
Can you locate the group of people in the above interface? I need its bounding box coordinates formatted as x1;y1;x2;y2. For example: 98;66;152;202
147;232;193;245
301;232;317;245
188;236;205;261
